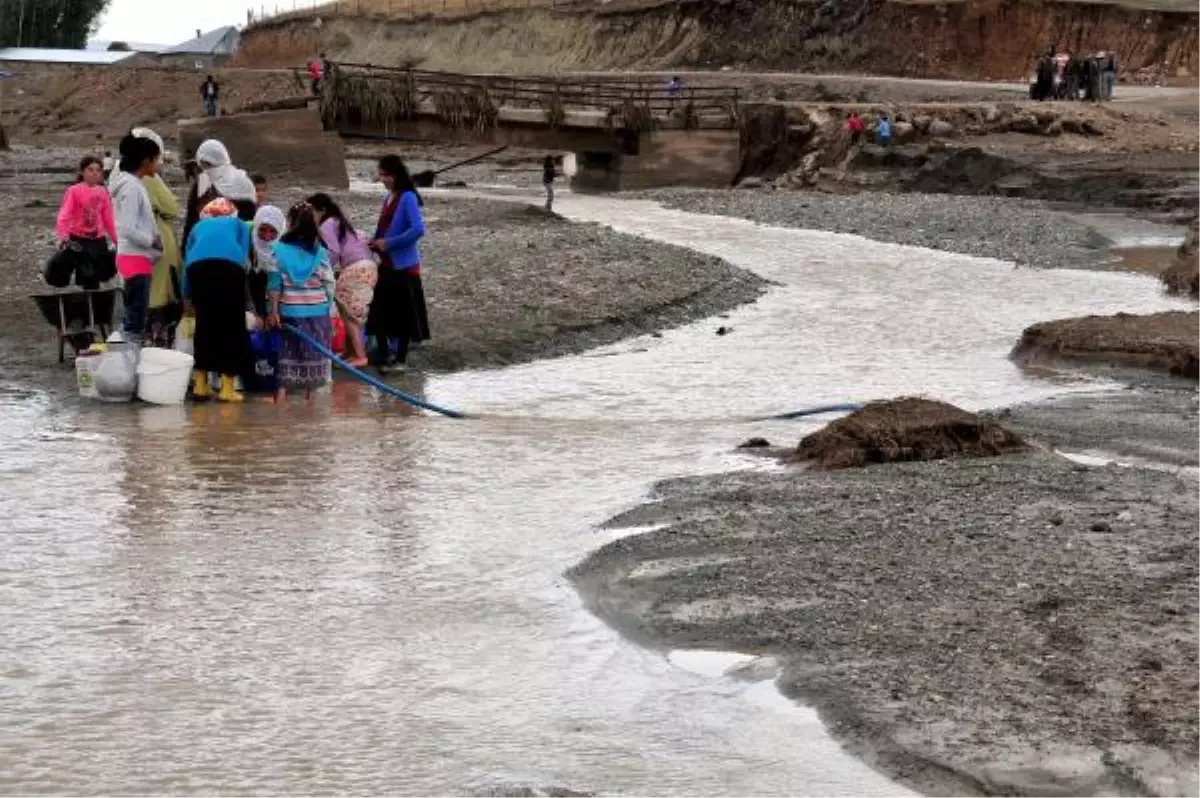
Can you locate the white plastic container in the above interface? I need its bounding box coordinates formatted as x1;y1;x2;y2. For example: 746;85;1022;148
93;343;140;403
74;349;102;399
137;347;194;405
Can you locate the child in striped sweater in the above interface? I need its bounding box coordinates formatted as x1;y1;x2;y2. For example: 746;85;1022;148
267;202;336;401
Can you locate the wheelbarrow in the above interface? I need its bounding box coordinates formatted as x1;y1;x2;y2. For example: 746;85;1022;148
412;145;508;188
30;288;117;363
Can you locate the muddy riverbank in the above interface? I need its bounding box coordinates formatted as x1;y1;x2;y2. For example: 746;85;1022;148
0;150;764;386
572;382;1199;797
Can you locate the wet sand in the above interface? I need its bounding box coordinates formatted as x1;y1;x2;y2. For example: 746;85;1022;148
571;383;1199;797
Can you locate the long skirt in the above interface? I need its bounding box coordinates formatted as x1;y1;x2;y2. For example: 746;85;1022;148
190;258;253;376
366;264;430;343
279;315;332;391
335;259;378;325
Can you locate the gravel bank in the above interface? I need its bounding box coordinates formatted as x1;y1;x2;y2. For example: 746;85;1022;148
572;418;1199;796
0;151;765;385
635;188;1124;270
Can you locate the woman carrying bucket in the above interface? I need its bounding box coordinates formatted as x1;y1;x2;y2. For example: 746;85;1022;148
181;198;254;402
267;202;336;401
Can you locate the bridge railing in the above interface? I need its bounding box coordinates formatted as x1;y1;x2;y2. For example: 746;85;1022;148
321;63;740;132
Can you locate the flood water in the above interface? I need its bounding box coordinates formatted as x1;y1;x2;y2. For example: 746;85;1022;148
0;192;1190;795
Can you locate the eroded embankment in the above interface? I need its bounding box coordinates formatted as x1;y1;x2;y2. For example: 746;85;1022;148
237;0;1198;80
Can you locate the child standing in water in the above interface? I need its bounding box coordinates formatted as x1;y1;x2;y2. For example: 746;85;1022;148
307;192;376;368
249;205;285;318
55;155;117;289
109;134;163;340
268;202;336;401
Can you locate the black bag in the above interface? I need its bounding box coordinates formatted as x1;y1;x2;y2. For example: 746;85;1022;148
43;246;77;288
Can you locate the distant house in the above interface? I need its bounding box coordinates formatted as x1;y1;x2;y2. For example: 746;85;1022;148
0;47;136;66
157;27;240;68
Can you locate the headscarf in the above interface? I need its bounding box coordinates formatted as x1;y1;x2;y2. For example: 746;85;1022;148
252;205;286;272
195;139;257;203
200;197;238;219
131;127;164;156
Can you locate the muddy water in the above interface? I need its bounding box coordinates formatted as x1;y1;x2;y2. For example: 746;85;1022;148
0;193;1190;796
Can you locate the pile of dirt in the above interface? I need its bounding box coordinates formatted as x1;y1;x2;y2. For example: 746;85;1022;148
1012;311;1200;378
791;397;1028;469
1162;217;1200;298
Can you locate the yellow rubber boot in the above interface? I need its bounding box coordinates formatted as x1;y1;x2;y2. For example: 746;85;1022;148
191;370;211;399
217;374;244;403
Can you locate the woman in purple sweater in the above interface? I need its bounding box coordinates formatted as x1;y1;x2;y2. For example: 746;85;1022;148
307;192;376;367
366;155;429;374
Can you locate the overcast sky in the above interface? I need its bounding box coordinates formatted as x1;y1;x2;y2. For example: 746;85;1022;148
95;0;312;46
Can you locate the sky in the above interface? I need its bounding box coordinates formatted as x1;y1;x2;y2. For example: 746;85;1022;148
94;0;312;46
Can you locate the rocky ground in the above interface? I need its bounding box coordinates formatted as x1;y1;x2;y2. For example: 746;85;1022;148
0;146;764;388
1012;310;1199;378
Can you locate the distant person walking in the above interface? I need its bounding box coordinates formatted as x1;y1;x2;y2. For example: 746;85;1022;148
876;114;892;147
1101;49;1118;101
844;112;865;145
306;57;323;96
200;75;219;117
542;155;557;212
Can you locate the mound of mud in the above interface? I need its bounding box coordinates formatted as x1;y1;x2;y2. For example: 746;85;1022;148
1162;218;1199;298
792;397;1027;470
1012;311;1199;378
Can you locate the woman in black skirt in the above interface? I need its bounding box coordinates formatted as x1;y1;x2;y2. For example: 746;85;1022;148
367;155;430;374
181;198;254;402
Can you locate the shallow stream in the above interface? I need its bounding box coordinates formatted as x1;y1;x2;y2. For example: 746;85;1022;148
0;191;1189;795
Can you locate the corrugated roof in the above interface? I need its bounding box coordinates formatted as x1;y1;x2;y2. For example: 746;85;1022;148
162;27;238;55
0;48;136;64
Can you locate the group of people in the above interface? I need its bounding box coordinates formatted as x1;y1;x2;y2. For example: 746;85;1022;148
53;131;431;403
843;112;892;147
1031;47;1119;102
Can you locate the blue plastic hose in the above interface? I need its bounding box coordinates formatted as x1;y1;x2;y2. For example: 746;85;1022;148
285;324;860;424
282;323;466;419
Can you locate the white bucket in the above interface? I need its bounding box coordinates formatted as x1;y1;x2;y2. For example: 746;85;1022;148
74;350;102;399
137;347;194;405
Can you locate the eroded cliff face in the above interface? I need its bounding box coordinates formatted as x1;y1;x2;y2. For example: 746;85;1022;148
237;0;1198;80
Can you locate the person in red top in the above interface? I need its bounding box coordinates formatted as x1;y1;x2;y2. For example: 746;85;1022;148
844;112;866;146
53;155;118;288
307;58;323;96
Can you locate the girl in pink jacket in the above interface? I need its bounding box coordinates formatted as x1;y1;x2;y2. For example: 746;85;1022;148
52;156;118;289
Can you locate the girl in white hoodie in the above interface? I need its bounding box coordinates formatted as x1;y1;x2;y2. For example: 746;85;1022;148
109;134;163;341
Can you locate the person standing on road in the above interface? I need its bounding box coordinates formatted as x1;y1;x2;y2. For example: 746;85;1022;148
542;155;557;212
200;75;220;117
1101;49;1118;101
844;112;865;145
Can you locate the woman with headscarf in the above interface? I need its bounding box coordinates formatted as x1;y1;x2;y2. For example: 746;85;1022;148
182;197;254;402
249;205;285;318
366;155;429;374
113;128;182;347
182;139;257;257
